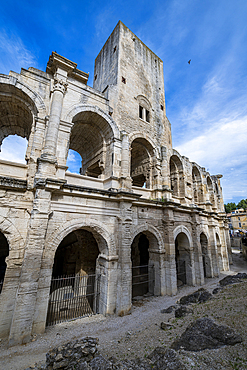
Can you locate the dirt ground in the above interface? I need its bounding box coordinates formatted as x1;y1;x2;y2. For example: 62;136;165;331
0;248;247;370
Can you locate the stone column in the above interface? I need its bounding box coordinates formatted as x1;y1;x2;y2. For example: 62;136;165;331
208;225;219;277
96;254;118;315
116;201;133;315
37;70;67;178
120;131;132;191
163;208;177;295
191;212;204;285
43;77;67;159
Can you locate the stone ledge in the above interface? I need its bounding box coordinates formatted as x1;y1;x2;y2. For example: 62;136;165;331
0;176;27;190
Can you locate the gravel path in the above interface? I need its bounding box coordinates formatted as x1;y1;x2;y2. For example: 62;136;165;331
0;248;246;370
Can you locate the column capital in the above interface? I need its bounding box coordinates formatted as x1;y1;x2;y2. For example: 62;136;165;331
52;77;68;94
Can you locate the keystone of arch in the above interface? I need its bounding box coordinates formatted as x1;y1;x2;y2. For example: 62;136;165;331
173;225;193;248
131;223;165;253
44;218;116;261
0;75;47;117
64;104;120;140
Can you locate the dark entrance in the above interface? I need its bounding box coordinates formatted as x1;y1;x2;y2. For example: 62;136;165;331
131;233;151;298
175;232;192;287
46;229;100;326
0;232;9;294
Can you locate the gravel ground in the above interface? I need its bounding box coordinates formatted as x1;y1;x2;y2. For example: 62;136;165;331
0;248;247;370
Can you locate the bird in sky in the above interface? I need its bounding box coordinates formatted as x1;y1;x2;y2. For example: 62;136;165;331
188;59;191;64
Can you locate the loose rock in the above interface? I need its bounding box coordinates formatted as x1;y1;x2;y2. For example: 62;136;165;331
160;305;177;314
174;305;193;318
171;317;242;351
219;273;247;286
178;288;212;305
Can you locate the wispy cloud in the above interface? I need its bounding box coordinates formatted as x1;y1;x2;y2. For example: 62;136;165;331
0;30;36;74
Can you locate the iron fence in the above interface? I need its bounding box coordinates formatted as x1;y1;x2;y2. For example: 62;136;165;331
132;264;154;298
46;273;100;326
176;260;186;285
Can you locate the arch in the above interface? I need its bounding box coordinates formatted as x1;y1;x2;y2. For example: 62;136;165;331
173;225;192;247
0;75;46;117
174;229;194;286
44;218;116;263
64;104;120;140
129;132;159;158
130;136;159;188
65;106;119;178
192;164;204;204
169;154;185;198
200;232;211;277
131;224;165;253
206;175;216;207
216;232;223;271
0;216;25;259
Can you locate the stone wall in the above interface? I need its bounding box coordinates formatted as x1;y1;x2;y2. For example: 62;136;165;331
0;21;230;346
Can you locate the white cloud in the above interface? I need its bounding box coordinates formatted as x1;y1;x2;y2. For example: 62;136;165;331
175;116;247;202
0;135;27;163
0;30;36;74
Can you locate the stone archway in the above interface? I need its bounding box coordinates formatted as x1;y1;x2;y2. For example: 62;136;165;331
131;225;165;298
131;233;150;298
216;233;223;271
47;229;102;325
65;106;120;179
174;226;194;287
32;219;117;334
200;232;211;277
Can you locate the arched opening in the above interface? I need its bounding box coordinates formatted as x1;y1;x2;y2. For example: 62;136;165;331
207;177;215;207
200;233;210;277
66;149;83;174
175;232;193;286
46;229;100;325
131;233;152;298
192;166;203;204
0;232;9;294
0;135;28;163
68;111;114;178
131;138;154;188
0;85;35;163
216;233;223;271
170;155;185;198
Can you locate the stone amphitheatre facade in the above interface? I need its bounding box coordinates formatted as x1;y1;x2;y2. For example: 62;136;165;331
0;21;231;345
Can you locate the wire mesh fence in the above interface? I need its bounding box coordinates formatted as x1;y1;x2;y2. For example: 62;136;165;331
46;273;100;326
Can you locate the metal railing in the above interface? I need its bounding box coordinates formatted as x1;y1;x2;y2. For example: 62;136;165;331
132;264;154;298
46;273;100;326
176;260;186;285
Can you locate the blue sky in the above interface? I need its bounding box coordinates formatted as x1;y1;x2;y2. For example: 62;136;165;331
0;0;246;204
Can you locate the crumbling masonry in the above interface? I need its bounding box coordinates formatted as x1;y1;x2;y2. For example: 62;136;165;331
0;21;231;345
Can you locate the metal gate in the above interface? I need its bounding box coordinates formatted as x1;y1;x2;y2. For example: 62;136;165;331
176;260;186;285
46;273;100;326
132;264;154;298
